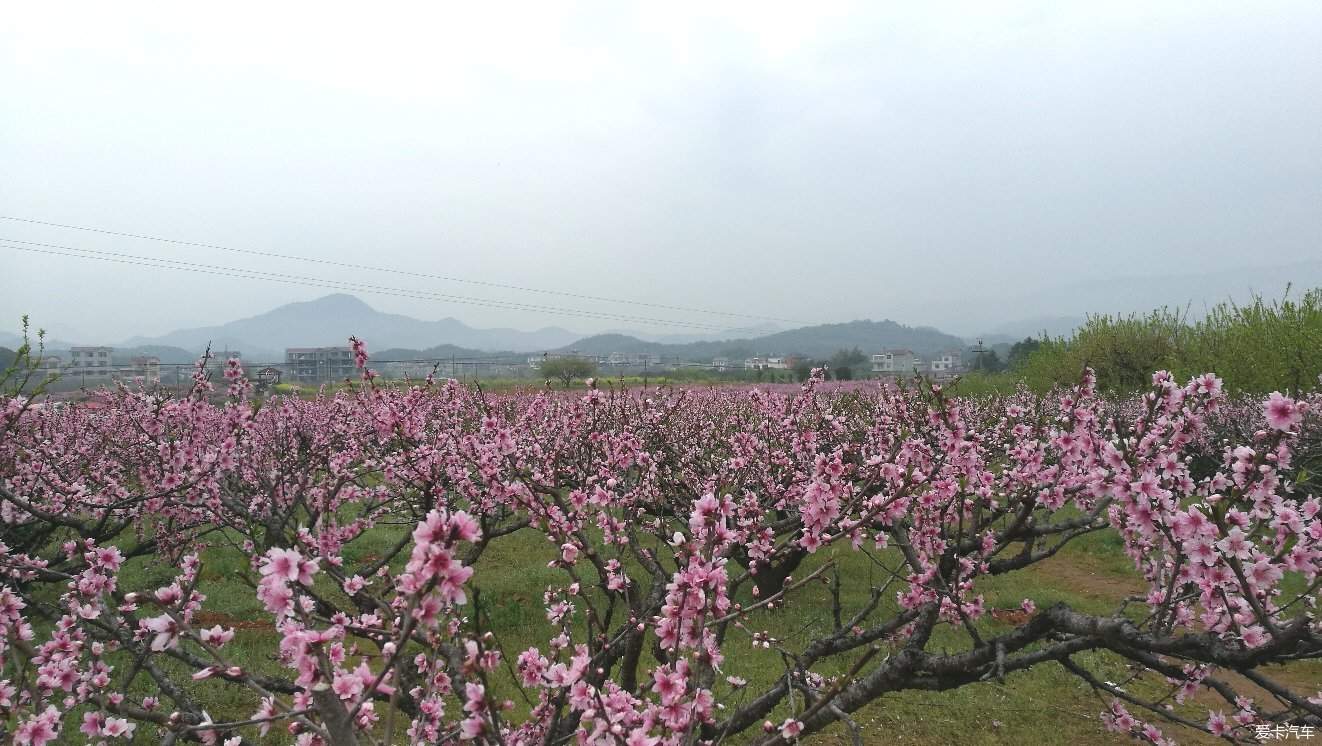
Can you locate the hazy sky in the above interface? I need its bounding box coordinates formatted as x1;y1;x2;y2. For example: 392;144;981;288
3;1;1320;342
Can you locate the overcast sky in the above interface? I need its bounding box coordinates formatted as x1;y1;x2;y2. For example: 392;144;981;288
3;1;1320;342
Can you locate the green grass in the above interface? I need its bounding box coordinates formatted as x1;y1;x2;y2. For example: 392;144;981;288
94;522;1319;745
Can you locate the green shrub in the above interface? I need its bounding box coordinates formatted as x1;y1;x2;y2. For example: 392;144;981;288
1018;287;1322;393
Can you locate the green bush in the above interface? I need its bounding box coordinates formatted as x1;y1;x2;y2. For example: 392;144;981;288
1018;288;1322;393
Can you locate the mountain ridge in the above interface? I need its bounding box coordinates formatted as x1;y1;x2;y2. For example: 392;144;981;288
20;294;973;365
558;319;967;361
122;294;583;356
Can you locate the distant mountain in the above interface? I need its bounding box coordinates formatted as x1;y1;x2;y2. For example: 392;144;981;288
600;322;786;346
560;319;966;361
0;342;212;372
48;294;975;367
373;344;505;361
112;346;201;365
124;294;584;358
0;331;81;352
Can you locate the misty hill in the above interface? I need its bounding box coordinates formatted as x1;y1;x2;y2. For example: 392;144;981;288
0;333;199;366
600;323;786;345
125;294;584;357
111;345;201;365
78;294;969;366
373;343;508;361
0;331;82;352
561;320;966;361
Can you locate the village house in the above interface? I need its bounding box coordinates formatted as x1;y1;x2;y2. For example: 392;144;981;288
871;349;917;375
285;347;355;383
68;346;114;383
929;350;963;374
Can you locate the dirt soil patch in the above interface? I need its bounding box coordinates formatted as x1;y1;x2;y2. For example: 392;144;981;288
1029;552;1145;604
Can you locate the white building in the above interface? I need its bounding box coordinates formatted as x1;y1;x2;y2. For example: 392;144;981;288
69;346;114;382
929;350;963;374
871;349;917;375
744;356;792;371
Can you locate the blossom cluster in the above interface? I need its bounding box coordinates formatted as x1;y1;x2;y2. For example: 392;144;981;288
0;343;1318;745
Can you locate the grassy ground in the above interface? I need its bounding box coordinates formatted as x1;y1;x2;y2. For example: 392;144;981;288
103;524;1319;745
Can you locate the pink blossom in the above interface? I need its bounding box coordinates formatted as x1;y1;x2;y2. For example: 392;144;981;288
141;614;179;651
560;542;579;564
199;625;235;646
1215;527;1253;561
101;718;135;738
1264;392;1303;431
1241;625;1269;648
781;718;804;739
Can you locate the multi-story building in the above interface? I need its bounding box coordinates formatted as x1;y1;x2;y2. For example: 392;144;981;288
69;346;114;383
285;347;355;383
929;350;963;374
871;349;917;375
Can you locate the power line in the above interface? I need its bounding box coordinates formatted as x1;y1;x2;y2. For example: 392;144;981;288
0;215;808;327
1;238;730;332
0;238;739;332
